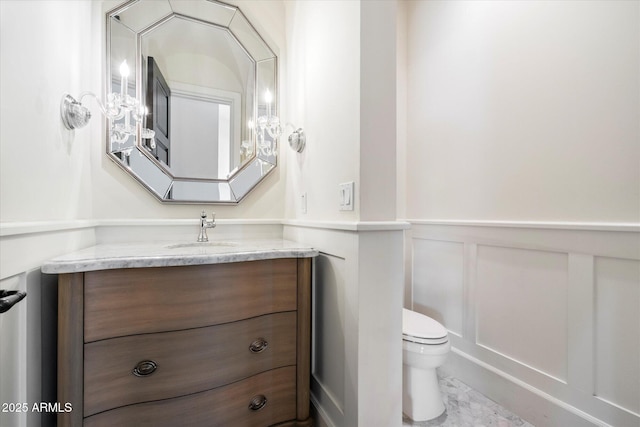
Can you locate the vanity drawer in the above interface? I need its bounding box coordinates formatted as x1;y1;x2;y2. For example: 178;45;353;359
84;366;297;427
84;258;298;342
84;312;297;416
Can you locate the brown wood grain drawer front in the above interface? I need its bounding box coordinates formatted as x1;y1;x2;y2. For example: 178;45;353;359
84;312;297;417
84;366;297;427
84;259;298;342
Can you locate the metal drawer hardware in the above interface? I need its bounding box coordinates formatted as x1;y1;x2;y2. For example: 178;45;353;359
132;360;158;377
249;338;269;353
0;290;26;314
248;395;267;411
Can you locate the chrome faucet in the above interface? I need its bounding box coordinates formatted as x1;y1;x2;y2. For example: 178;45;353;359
197;211;216;242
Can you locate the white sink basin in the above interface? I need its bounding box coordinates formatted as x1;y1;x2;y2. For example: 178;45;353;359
164;242;239;249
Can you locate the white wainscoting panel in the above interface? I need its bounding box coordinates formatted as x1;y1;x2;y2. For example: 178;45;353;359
312;253;346;422
0;222;96;427
285;223;405;427
412;239;464;336
0;274;27;427
567;253;595;395
284;225;358;427
409;221;640;427
476;245;569;382
594;257;640;416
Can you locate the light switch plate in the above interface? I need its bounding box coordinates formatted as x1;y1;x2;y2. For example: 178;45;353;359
301;192;307;214
339;182;354;211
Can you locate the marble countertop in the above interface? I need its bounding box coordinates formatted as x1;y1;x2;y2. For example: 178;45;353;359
41;239;319;274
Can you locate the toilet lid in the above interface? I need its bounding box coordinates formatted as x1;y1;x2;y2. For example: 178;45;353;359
402;308;448;344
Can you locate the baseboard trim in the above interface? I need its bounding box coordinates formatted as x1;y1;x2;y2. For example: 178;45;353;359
441;347;612;427
310;393;338;427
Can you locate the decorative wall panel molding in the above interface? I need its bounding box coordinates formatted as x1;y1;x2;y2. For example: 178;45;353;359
311;253;347;425
409;222;640;427
594;256;640;415
412;239;464;336
476;245;568;382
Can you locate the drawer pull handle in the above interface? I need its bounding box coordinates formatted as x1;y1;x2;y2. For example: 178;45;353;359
132;360;158;377
249;338;268;353
248;395;267;411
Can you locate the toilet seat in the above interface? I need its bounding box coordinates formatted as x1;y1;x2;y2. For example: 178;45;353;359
403;308;448;345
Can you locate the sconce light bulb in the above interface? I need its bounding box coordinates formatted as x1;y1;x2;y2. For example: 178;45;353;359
264;89;272;105
119;60;130;78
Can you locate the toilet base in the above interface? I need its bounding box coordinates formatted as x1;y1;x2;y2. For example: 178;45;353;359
402;364;445;422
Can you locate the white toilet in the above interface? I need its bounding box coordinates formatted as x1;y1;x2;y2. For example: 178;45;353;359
402;308;451;421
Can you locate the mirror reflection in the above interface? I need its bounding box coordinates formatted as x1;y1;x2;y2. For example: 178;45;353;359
106;0;277;203
142;16;254;179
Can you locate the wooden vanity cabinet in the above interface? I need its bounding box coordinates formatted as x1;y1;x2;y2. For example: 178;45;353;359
57;258;312;427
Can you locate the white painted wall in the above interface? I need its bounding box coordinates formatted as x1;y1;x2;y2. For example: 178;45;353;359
283;0;361;221
0;0;94;223
360;0;397;221
403;1;640;426
396;1;408;222
283;0;399;222
404;0;640;223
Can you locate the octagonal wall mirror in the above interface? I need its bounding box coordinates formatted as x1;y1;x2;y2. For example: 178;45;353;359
107;0;278;203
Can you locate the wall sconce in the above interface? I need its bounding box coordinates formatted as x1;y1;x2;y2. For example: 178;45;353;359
60;61;155;144
252;90;306;156
288;128;306;153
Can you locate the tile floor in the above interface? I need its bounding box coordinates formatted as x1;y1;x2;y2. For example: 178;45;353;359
402;376;535;427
